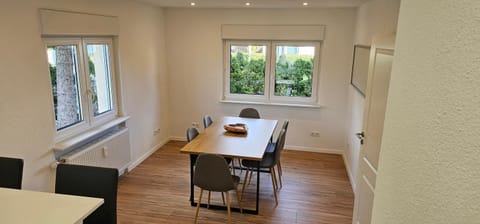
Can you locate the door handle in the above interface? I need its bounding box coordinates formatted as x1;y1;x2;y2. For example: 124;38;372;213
356;131;365;145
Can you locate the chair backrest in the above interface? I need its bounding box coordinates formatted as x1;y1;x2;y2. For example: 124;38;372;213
274;120;289;143
55;164;118;224
238;108;260;118
186;127;200;166
193;154;235;192
186;127;199;142
203;115;213;129
273;129;287;165
282;120;289;132
0;156;23;189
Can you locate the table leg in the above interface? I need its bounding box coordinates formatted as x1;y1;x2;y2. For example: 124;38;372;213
190;154;195;206
255;162;260;214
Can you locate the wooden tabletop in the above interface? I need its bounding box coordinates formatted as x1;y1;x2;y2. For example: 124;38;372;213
0;187;103;224
180;116;278;161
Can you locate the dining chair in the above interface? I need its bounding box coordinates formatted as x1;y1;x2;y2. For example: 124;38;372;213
187;127;200;167
187;127;200;142
266;120;289;188
55;163;118;224
238;108;260;118
238;108;260;172
0;156;24;189
194;154;242;224
202;114;242;175
241;129;286;206
205;114;243;175
187;127;230;205
203;114;213;129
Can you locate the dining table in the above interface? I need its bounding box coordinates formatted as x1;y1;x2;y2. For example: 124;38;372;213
0;187;103;224
180;116;278;215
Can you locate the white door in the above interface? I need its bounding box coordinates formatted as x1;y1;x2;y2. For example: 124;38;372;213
352;34;396;224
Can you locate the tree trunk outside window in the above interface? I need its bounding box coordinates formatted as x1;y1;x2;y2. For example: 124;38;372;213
56;46;80;128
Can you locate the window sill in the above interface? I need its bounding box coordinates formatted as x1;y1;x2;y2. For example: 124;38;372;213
53;116;130;152
220;100;322;108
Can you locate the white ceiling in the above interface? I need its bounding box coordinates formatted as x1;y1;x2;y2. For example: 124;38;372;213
134;0;370;8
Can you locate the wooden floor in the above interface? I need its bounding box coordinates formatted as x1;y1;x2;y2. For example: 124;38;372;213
117;141;354;224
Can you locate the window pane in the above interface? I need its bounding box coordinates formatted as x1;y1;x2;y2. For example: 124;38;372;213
47;45;83;130
274;46;315;97
87;44;113;116
229;44;266;95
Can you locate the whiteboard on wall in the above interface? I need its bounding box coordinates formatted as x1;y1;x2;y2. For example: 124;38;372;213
350;45;371;96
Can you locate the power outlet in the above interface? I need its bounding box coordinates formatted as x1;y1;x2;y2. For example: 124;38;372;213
192;122;200;128
311;131;320;137
153;128;161;135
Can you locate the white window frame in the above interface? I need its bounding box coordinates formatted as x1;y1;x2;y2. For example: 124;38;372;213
44;37;118;141
223;40;321;105
82;38;118;127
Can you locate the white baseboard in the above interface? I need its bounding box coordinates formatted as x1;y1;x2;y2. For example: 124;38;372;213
127;138;170;171
169;136;186;141
285;144;343;155
286;144;356;194
168;138;343;156
135;138;357;194
342;153;356;194
168;139;344;155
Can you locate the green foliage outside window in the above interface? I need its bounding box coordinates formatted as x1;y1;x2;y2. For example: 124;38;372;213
230;52;314;97
230;52;265;95
49;64;57;118
275;55;313;97
88;58;99;113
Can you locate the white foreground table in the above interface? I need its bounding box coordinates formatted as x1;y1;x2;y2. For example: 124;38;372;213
0;187;103;224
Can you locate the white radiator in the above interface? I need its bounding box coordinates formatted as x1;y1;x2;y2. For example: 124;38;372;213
59;128;131;175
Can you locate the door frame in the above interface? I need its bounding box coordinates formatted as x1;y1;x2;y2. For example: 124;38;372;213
352;33;396;224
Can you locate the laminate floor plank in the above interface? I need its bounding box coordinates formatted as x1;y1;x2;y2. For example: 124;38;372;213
118;141;354;223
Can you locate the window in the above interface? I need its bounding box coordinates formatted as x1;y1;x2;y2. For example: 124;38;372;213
45;37;117;139
224;40;320;105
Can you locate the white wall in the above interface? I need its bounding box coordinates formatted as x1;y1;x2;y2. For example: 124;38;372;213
165;8;356;153
0;0;168;191
345;0;400;192
372;1;480;223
